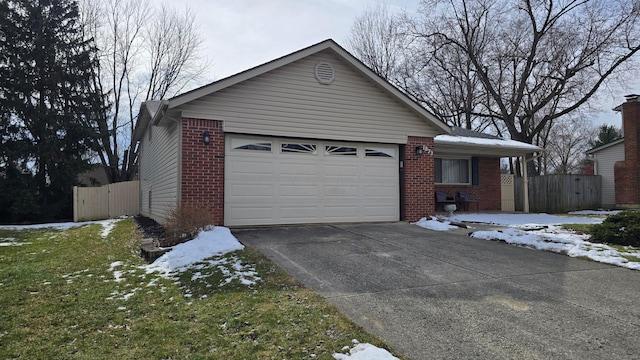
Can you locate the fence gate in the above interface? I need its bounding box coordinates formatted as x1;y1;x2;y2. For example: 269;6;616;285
73;181;140;222
501;174;515;212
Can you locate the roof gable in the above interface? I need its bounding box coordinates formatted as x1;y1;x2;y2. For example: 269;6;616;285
586;138;624;154
168;39;449;134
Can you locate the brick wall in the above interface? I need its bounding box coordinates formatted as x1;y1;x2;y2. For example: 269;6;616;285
181;118;225;225
402;136;435;221
615;95;640;208
435;157;501;212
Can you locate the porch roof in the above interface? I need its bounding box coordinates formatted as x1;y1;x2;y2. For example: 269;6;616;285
434;127;544;157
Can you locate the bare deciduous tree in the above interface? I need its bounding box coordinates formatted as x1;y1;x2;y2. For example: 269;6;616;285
349;0;640;175
541;116;596;174
348;3;492;131
80;0;209;183
347;3;405;82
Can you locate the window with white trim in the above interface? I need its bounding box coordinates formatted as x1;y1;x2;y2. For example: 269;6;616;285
231;138;272;151
365;147;395;158
281;143;317;154
435;158;470;184
325;145;357;156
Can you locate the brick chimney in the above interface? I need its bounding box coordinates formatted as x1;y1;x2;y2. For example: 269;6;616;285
614;94;640;208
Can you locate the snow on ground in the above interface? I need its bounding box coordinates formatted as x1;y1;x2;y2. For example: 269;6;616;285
143;226;245;275
415;216;459;231
416;211;640;271
0;237;30;247
333;339;399;360
471;225;640;270
569;209;621;216
0;218;121;238
5;219;396;357
449;212;604;226
124;226;261;298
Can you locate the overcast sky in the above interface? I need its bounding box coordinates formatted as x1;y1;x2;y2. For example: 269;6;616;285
171;0;416;80
169;0;635;127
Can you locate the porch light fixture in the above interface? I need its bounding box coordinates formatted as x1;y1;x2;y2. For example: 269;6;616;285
415;145;433;156
201;131;210;145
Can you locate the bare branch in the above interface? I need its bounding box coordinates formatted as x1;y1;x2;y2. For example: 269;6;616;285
78;0;210;182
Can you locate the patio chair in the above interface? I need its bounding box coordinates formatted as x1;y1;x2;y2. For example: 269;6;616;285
457;191;479;211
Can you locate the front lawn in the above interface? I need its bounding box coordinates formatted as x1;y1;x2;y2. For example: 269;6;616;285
0;219;396;359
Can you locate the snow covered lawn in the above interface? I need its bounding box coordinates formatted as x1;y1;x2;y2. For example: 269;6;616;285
0;218;121;236
415;211;640;271
136;226;397;358
0;219;398;358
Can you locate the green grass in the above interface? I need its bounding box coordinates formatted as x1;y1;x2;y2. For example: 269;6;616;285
0;220;398;359
559;223;640;264
604;244;640;263
560;223;595;234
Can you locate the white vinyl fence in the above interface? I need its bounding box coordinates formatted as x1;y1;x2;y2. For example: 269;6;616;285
73;181;139;222
501;174;515;212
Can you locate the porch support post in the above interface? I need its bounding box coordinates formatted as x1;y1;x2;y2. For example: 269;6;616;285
522;155;529;213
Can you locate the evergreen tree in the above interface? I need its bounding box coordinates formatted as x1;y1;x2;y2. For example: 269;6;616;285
591;124;623;148
0;0;104;222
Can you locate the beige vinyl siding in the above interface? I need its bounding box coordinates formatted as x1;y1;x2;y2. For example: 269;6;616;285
138;122;180;223
178;50;441;144
593;142;624;208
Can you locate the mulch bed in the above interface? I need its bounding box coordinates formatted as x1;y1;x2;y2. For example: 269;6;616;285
133;215;193;249
134;215;166;244
134;215;173;262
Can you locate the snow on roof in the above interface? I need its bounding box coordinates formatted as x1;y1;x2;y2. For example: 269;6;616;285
449;126;501;139
435;134;543;152
433;126;543;156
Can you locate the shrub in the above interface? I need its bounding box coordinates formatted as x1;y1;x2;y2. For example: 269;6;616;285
590;211;640;247
162;203;213;247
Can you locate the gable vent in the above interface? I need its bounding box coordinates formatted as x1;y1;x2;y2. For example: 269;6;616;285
314;62;335;84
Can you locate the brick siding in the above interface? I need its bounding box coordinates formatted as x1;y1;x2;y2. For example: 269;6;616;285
179;127;500;225
615;96;640;208
402;136;435;221
181;118;225;225
435;157;501;212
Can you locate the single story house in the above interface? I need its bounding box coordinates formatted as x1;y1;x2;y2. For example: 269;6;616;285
135;39;542;227
586;138;623;208
587;94;640;209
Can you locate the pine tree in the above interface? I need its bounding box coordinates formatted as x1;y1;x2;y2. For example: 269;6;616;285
0;0;104;222
591;125;623;149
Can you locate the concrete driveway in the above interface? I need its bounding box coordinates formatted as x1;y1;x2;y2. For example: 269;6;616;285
233;222;640;359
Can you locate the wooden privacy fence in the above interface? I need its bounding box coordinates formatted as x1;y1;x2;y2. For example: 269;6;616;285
73;181;140;222
514;175;601;213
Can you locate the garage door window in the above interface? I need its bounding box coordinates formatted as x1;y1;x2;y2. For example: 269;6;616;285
231;138;272;152
325;145;357;156
281;143;317;154
365;147;395;158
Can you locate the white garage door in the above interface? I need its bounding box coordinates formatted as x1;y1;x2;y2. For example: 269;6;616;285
224;135;399;226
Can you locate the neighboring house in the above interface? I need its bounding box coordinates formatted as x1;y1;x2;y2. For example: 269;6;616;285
586;138;624;208
587;94;640;209
77;164;110;186
134;39;542;227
